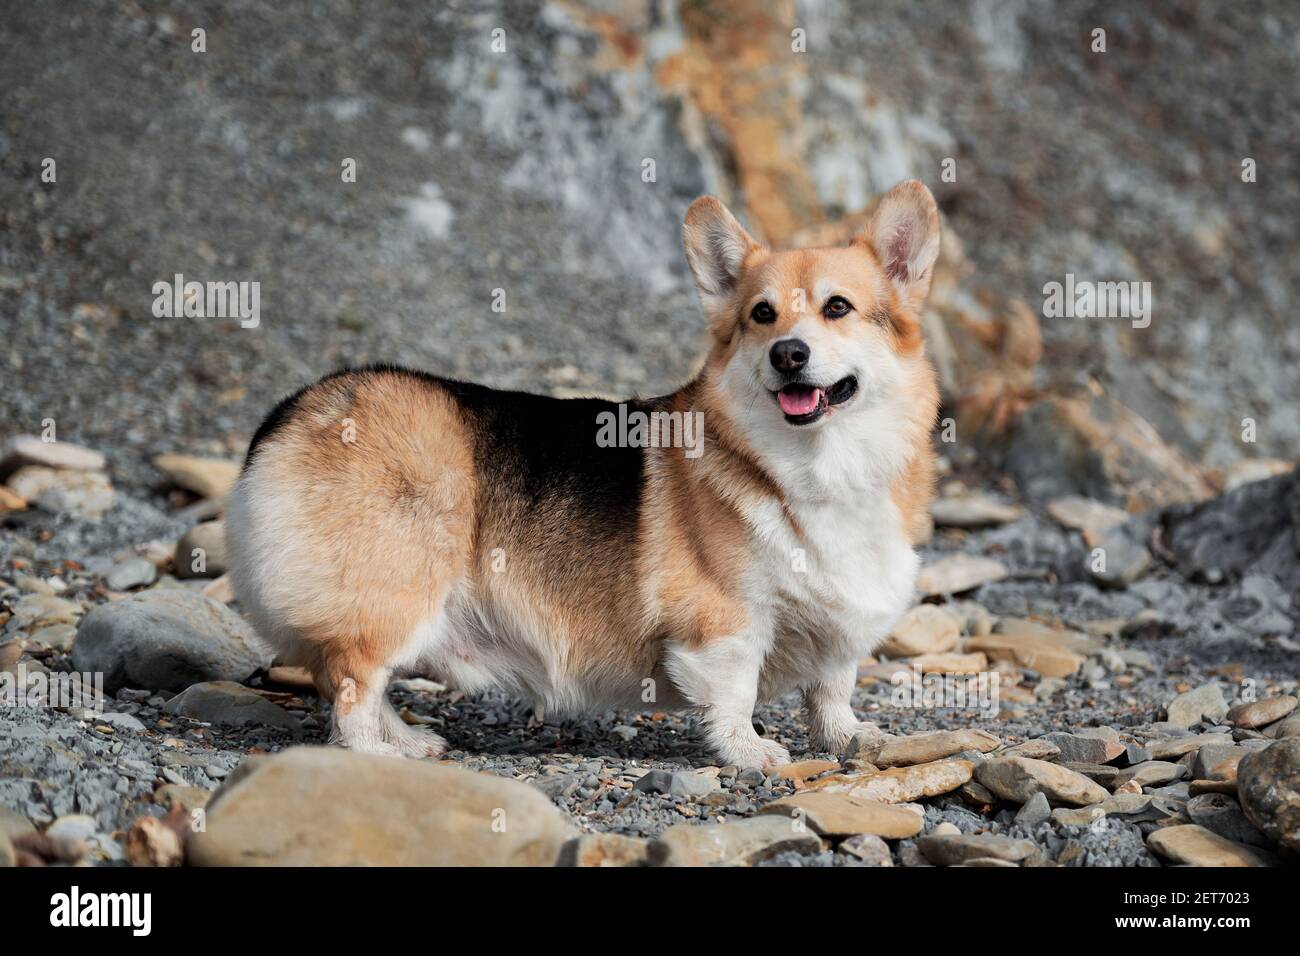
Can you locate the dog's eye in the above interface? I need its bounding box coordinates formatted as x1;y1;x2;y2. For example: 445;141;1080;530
823;296;852;319
751;301;776;324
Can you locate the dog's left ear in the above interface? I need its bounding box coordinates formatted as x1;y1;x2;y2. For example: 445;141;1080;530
856;180;941;313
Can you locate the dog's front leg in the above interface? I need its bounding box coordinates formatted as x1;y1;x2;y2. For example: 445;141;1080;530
803;662;877;754
664;634;790;770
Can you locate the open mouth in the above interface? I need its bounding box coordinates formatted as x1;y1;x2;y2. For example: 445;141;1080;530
773;375;859;425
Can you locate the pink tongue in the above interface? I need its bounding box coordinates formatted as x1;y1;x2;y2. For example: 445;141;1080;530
778;385;824;416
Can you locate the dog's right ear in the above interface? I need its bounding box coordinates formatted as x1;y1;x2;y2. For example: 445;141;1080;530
682;197;763;321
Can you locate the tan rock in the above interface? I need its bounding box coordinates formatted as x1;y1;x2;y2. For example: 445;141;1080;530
879;604;962;657
175;521;229;579
929;494;1022;528
974;756;1108;806
875;729;1000;767
917;833;1037;866
1227;696;1297;730
1147;734;1228;760
1224;458;1294;492
915;555;1008;597
1046;495;1130;536
759;792;923;838
1001;739;1061;761
0;486;26;511
153;784;213;812
1146;825;1273;867
6;466;114;520
806;758;974;803
153;454;240;500
909;652;988;674
648;816;823;867
187;747;577;866
966;632;1083;679
0;434;106;475
769;759;839;782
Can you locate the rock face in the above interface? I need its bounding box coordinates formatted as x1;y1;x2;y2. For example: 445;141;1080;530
1162;471;1300;590
1165;684;1228;729
72;588;272;693
1236;738;1300;853
188;747;577;866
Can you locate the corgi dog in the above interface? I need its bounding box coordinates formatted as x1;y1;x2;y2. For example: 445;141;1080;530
225;180;940;770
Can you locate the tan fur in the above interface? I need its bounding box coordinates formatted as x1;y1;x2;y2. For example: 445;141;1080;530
230;180;941;765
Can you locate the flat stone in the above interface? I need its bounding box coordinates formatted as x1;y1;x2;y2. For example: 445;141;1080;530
1001;739;1061;761
875;729;1000;768
760;792;923;838
0;434;105;476
878;604;961;658
915;555;1008;597
1100;793;1181;824
1041;732;1112;764
929;494;1022;528
1227;695;1297;730
1166;683;1229;729
806;759;974;804
72;587;272;693
164;681;301;732
1046;495;1130;536
974;756;1109;806
1115;761;1184;788
105;558;159;591
6;466;115;520
1146;824;1273;867
1147;733;1229;760
1062;763;1121;787
1237;738;1300;853
1051;806;1107;827
966;633;1083;679
908;652;988;674
648;816;823;867
769;759;839;782
917;833;1036;866
188;747;577;865
633;769;720;798
152;454;240;500
1265;714;1300;739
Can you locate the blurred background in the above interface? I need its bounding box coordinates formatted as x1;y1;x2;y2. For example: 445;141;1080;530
2;0;1297;515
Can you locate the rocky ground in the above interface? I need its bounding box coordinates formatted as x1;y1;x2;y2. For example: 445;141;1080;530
2;0;1298;868
1;437;1296;867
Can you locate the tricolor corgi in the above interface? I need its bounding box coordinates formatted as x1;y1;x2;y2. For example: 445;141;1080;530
226;180;940;769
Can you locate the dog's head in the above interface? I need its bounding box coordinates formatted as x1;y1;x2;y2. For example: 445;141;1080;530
683;181;939;442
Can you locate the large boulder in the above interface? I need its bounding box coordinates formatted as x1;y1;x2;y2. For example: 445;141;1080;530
72;588;271;693
1237;738;1300;854
187;747;577;866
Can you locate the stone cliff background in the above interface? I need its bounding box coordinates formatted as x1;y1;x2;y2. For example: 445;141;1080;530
2;0;1297;513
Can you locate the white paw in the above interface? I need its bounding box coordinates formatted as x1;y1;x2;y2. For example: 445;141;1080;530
812;720;881;755
387;724;447;760
716;733;791;772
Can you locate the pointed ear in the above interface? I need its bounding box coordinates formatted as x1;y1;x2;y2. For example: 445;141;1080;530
682;197;762;319
857;180;941;312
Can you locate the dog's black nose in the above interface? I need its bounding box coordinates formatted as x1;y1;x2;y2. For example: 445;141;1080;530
769;338;810;373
